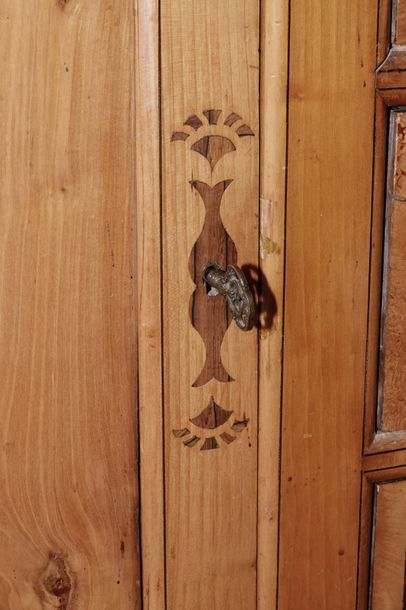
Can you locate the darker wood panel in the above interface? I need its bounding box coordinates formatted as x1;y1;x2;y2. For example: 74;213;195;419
365;103;406;453
364;94;406;454
358;467;406;610
379;198;406;432
279;1;378;609
0;1;139;608
370;479;406;609
376;0;406;87
394;0;406;44
378;112;406;432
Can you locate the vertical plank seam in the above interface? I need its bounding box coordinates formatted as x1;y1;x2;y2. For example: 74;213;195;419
256;1;262;606
255;0;264;610
158;0;168;606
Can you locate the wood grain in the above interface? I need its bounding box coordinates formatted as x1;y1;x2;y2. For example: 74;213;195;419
161;0;259;607
0;1;139;607
371;479;406;609
279;1;378;608
135;0;165;608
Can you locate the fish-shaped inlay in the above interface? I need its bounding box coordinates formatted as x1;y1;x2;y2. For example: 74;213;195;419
189;180;237;387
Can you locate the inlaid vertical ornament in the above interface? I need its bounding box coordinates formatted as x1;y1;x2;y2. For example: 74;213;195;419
171;109;254;450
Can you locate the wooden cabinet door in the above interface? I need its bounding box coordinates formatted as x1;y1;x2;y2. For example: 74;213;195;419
1;1;405;609
137;1;405;609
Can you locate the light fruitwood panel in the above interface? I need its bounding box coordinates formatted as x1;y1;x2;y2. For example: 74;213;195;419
161;1;259;608
279;1;378;609
0;1;139;608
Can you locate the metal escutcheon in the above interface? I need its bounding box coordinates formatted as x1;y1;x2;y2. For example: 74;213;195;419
203;262;255;331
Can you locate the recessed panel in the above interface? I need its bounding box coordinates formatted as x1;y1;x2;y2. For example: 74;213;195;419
394;0;406;45
378;112;406;433
370;479;406;609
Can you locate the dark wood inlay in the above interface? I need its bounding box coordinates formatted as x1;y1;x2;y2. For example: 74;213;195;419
236;124;255;137
172;428;191;438
191;135;236;170
184;114;204;130
220;432;236;444
231;419;249;432
200;437;219;451
203;109;222;124
189;180;237;387
224;112;242;127
183;435;201;448
171;131;189;142
189;396;233;429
